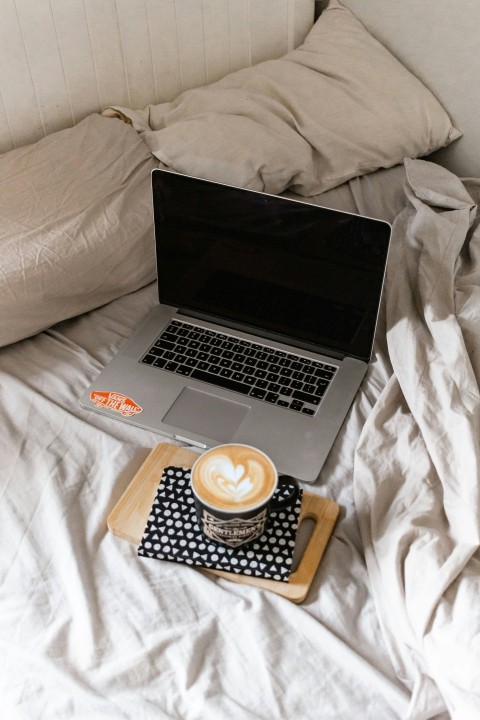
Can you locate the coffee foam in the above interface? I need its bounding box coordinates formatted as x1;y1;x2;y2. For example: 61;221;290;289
192;445;277;512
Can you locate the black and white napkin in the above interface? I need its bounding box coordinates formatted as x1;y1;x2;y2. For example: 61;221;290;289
138;466;303;582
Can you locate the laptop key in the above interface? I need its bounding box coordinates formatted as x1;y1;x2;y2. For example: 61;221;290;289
190;369;251;394
148;346;164;357
176;365;192;376
157;339;175;351
250;388;267;399
315;369;334;379
141;354;156;365
266;373;279;382
265;393;279;403
161;332;177;343
292;390;320;405
165;361;179;372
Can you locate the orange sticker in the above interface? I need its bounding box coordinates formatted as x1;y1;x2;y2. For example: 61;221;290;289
90;391;143;417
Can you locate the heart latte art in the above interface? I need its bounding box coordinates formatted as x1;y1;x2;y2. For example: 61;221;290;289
192;445;276;511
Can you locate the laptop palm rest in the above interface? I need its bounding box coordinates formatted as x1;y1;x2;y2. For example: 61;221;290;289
162;387;250;443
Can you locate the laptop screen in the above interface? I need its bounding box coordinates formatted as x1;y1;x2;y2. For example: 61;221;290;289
152;170;391;362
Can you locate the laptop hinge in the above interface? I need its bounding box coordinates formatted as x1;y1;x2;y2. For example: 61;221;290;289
177;307;359;363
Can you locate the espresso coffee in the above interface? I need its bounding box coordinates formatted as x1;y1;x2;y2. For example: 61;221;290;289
191;444;277;512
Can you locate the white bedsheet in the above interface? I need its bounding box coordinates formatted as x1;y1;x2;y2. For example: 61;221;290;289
0;163;450;720
355;159;480;719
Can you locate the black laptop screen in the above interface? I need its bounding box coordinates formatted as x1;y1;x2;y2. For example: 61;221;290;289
152;171;391;362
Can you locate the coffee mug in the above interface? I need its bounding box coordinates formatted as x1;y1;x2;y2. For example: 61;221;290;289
190;443;299;548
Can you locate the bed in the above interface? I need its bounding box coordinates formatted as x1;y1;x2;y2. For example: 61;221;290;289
1;2;480;718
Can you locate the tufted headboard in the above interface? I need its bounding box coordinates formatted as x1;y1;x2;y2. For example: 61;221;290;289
0;0;315;154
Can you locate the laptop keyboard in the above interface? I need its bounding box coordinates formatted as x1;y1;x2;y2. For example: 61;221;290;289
140;320;337;416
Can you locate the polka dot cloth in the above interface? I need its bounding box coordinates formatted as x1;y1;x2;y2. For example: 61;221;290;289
138;466;303;582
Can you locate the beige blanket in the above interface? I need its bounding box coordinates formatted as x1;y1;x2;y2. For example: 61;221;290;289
354;159;480;719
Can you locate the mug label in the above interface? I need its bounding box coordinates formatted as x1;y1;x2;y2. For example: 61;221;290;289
90;391;143;417
201;509;268;547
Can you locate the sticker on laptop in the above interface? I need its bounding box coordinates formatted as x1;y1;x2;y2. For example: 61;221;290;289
90;391;143;417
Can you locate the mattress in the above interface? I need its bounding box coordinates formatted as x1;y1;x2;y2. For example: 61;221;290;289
0;165;413;719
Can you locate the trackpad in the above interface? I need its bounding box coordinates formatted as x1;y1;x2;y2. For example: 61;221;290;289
162;387;250;442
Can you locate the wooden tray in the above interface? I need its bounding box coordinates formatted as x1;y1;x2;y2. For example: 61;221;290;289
108;443;339;603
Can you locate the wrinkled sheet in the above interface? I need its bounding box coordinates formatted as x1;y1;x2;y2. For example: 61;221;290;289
0;163;445;720
354;159;480;719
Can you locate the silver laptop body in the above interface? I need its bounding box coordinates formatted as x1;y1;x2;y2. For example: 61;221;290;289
80;170;391;483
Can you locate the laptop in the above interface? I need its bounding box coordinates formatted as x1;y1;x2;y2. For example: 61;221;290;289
80;169;391;483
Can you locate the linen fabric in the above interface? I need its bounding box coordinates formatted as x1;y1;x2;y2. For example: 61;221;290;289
354;159;480;718
0;165;414;720
107;0;459;197
0;114;158;347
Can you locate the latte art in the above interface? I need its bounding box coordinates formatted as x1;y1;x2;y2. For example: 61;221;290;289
192;445;277;511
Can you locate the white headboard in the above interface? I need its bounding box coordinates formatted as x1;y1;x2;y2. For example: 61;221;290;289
0;0;315;154
340;0;480;178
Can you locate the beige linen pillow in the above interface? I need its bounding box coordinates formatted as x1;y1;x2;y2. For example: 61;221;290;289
0;114;158;347
108;0;460;197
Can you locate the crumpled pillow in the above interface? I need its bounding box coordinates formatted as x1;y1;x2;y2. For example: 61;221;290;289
106;0;460;197
0;113;158;347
